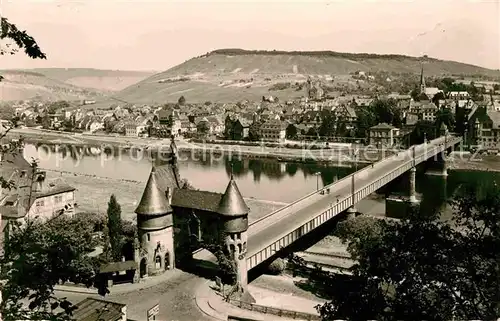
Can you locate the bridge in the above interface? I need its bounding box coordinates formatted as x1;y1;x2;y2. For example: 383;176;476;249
243;135;462;272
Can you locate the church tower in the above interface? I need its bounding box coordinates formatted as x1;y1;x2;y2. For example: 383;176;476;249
419;64;426;94
217;173;250;291
135;166;175;277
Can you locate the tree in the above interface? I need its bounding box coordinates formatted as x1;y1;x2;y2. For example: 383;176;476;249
202;241;237;286
196;120;210;136
305;126;318;139
1;215;104;320
318;114;336;137
0;104;15;121
410;120;437;144
248;123;261;141
435;108;455;132
178;95;186;106
46;101;70;114
294;183;500;321
354;98;402;138
0;18;46;58
410;88;420;101
285;123;298;140
106;194;123;261
431;91;446;107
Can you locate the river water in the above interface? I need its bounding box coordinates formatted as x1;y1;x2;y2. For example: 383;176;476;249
22;143;498;219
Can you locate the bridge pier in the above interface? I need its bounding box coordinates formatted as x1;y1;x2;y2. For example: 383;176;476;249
346;206;357;219
409;166;418;203
426;152;449;177
437;152;449;177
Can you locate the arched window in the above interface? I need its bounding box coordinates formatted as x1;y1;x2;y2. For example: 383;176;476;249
155;256;161;269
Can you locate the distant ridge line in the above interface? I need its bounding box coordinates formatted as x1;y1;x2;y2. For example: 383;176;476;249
209;48;436;61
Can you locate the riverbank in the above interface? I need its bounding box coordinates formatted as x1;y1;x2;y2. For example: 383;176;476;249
11;128;500;170
43;169;287;221
8;128;393;164
449;154;500;172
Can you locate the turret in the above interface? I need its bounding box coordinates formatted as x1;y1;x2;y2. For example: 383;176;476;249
218;173;249;233
218;173;249;290
135;166;175;277
135;166;172;231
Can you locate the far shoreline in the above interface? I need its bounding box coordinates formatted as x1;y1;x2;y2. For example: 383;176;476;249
9;129;500;172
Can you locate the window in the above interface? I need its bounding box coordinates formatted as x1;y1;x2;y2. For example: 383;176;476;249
54;195;63;204
155;256;161;269
147;233;150;241
35;200;44;207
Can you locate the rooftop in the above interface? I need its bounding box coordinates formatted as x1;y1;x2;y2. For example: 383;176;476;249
370;123;396;130
72;297;126;321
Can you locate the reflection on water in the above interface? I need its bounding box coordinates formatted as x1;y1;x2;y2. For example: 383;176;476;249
23;143;356;203
23;143;499;208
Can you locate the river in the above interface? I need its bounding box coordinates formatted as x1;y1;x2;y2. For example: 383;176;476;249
22;143;498;221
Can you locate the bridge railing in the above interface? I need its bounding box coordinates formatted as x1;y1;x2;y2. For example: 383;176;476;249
248;136;459;234
353;135;460;203
248;137;452;233
246;136;461;262
248;140;401;233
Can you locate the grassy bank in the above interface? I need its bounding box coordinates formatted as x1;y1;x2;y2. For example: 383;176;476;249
43;169;285;221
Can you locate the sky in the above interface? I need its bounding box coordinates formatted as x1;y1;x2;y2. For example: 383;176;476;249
1;0;499;71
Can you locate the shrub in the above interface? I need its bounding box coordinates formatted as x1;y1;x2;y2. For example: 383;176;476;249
267;258;287;275
269;82;291;91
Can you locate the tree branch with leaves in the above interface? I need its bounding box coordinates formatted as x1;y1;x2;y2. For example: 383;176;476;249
1;17;46;59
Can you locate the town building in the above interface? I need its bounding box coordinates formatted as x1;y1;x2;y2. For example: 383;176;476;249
449;91;470;100
259;119;286;142
0;151;77;233
475;109;500;151
369;123;400;148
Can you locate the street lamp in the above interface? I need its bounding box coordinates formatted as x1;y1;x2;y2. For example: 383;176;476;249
314;171;321;191
353;148;359;172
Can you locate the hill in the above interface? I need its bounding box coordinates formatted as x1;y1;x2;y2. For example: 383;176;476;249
0;70;105;102
29;68;155;91
114;49;500;104
0;68;155;102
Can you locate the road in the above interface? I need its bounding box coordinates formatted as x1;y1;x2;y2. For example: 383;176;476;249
56;271;211;321
246;137;450;257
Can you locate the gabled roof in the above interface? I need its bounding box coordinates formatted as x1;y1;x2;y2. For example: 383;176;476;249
171;189;222;213
485;111;500;128
135;166;172;215
370;123;395;130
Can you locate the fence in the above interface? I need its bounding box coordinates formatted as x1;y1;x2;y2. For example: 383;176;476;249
227;298;321;321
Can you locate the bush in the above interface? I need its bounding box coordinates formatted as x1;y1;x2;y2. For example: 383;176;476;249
269;82;291;91
267;258;287;275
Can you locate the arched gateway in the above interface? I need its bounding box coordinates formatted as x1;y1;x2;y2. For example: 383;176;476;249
134;137;250;291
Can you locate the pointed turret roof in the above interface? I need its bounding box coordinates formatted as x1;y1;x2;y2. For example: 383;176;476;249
217;174;249;217
135;166;172;215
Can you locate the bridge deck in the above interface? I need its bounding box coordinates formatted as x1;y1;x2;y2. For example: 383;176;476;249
246;136;461;270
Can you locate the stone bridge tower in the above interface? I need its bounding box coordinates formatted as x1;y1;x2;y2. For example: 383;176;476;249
135;166;175;277
217;173;250;291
